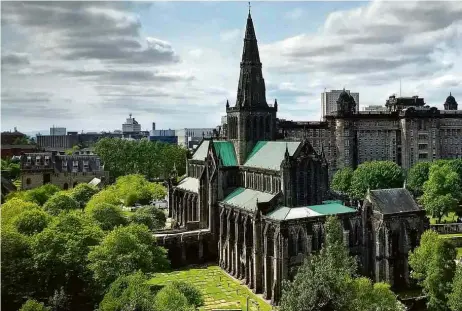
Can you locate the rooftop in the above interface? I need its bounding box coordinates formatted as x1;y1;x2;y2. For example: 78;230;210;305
266;202;356;221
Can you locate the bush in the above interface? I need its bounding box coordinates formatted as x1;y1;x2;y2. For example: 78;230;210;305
43;193;79;215
19;299;50;311
24;184;61;206
154;284;194;311
1;198;41;226
171;281;204;308
13;209;51;235
86;203;128;231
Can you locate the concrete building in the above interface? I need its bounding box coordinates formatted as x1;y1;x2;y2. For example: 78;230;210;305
150;129;178;144
50;127;66;136
321;89;359;120
176;128;215;149
36;134;79;151
363;105;387;112
20;152;109;190
122;113;141;134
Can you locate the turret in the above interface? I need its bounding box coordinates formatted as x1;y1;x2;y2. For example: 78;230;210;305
444;92;458;110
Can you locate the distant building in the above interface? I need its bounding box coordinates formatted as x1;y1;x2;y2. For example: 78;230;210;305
363;105;387;112
37;134;78;150
1;129;37;158
149;129;178;144
1;128;27;145
321;89;359;120
20;152;109;190
176;128;214;149
50;127;66;136
122;113;141;134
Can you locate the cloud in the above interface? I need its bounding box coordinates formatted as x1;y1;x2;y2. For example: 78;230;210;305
220;29;241;42
285;8;303;20
1;52;30;66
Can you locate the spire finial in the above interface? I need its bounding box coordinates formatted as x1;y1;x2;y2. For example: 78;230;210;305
450;91;452;96
248;2;251;15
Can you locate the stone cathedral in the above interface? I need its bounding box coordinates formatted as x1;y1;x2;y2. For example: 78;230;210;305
157;11;428;305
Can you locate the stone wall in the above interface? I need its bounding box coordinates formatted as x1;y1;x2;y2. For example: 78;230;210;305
430;223;462;234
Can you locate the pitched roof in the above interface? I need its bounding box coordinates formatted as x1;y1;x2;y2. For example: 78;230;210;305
368;188;421;214
213;141;237;166
266;202;356;221
176;177;199;193
243;141;300;170
222;187;275;212
192;140;210;161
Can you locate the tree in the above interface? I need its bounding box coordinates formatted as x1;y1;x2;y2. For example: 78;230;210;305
421;164;462;222
1;198;41;226
448;266;462;311
409;230;457;311
88;224;169;287
331;167;353;194
19;299;51;311
13;209;52;235
349;161;404;200
32;211;104;310
43;193;80;216
130;206;167;231
170;281;204;308
99;271;156;311
23;184;61;206
348;278;404;311
70;184;99;208
154;284;194;311
407;161;431;197
1;228;36;311
85;203;128;231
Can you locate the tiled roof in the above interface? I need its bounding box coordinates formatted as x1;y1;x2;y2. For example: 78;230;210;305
213;141;237;166
368;188;421;214
243;141;301;170
192;140;210;161
266;203;356;221
176;177;199;193
222;187;276;212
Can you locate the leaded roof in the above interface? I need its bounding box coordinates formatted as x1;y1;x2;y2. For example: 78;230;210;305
367;188;421;214
243;141;300;170
266;203;356;221
176;177;199;193
222;187;275;212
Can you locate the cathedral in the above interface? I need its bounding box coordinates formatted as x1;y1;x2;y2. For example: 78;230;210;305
157;11;428;304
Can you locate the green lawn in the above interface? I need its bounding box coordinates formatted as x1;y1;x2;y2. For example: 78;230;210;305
148;265;272;311
429;213;458;224
457;248;462;259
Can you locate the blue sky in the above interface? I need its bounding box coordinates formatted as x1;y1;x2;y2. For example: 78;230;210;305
2;1;461;134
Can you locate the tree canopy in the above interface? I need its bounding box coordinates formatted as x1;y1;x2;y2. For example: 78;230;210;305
70;184;99;208
349;161;404;199
406;161;431;197
87;224;169;287
420;164;462;222
85;203;128;231
12;209;52;236
1;198;41;226
330;167;354;195
130;205;167;231
8;184;61;206
154;284;195;311
43;193;80;215
94;138;187;180
448;266;462;311
19;299;51;311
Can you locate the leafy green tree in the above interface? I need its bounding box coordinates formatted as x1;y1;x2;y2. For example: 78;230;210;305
13;209;52;235
448;266;462;311
1;158;21;180
130;206;167;231
349;161;404;200
1;198;41;226
70;183;99;208
43;193;80;215
331;167;354;194
407;161;431;197
19;299;51;311
421;164;462;222
171;281;204;308
1;228;36;311
85;203;128;231
348;278;404;311
409;230;457;311
99;271;156;311
88;224;169;287
23;184;61;206
154;284;194;311
32;211;104;310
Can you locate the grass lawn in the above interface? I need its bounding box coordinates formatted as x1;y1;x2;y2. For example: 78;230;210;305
439;233;462;238
457;248;462;259
148;265;272;311
429;212;458;224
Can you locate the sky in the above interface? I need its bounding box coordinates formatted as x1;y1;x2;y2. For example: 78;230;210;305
2;1;462;134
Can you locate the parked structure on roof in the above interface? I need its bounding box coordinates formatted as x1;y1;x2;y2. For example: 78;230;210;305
19;152;109;190
159;10;428;306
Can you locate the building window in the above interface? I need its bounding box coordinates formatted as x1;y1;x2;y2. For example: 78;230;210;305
44;156;50;165
62;161;68;169
418;153;428;159
27;156;32;164
35;156;41;165
73;161;79;172
26;178;31;185
63;183;69;190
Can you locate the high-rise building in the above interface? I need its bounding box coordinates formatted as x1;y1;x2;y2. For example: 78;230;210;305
321;89;359;120
122;114;141;134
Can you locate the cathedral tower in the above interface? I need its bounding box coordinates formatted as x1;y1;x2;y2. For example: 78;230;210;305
226;10;277;165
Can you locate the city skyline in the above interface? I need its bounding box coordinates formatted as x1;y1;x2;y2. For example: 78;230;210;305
2;1;462;132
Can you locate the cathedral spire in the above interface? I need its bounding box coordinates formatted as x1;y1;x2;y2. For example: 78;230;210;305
235;8;267;108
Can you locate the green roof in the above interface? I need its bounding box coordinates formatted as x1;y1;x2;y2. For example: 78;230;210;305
192;140;210;161
266;202;356;221
213;141;237;166
222;187;276;212
243;141;301;171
